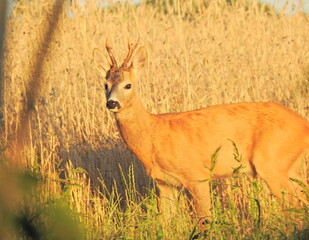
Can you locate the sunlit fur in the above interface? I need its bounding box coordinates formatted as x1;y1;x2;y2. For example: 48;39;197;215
105;44;309;223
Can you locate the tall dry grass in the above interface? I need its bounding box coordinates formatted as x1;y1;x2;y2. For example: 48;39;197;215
2;0;309;238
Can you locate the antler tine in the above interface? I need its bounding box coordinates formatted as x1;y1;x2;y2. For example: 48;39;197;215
105;38;118;69
121;37;140;69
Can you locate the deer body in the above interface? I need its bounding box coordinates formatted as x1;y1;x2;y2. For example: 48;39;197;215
103;40;309;222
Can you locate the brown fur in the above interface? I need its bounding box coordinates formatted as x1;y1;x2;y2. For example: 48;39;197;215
104;43;309;223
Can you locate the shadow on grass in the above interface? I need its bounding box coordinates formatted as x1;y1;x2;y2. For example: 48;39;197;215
58;138;153;204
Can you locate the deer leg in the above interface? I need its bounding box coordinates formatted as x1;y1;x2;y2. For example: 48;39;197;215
253;150;307;208
287;163;308;205
187;181;212;227
260;170;295;205
156;181;178;225
254;149;308;231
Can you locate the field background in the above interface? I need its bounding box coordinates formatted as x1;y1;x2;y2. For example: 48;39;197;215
1;0;309;239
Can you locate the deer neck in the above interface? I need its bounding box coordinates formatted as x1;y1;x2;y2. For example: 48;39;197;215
114;97;155;170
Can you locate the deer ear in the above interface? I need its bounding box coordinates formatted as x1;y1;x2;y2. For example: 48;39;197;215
132;47;147;71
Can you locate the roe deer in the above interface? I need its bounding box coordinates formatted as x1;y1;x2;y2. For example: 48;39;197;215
103;39;309;224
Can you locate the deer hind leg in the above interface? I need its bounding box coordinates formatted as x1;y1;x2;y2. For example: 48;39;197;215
287;159;308;205
253;150;307;208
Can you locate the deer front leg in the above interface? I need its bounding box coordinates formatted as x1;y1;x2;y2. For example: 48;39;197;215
156;181;178;225
188;181;212;227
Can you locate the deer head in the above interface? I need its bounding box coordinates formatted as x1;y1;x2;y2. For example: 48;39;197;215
104;39;147;113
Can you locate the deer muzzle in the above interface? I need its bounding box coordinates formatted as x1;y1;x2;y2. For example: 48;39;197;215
106;100;121;112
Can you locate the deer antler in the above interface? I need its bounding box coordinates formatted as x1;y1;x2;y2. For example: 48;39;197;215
105;38;118;69
121;37;140;69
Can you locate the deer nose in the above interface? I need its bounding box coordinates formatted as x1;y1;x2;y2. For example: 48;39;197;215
106;100;121;110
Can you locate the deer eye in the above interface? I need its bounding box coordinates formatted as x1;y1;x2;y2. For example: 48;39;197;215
125;84;131;89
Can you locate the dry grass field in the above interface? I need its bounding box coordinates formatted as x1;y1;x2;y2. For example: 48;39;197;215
1;0;309;239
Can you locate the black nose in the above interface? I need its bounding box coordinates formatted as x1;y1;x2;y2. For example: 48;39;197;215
106;100;121;110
